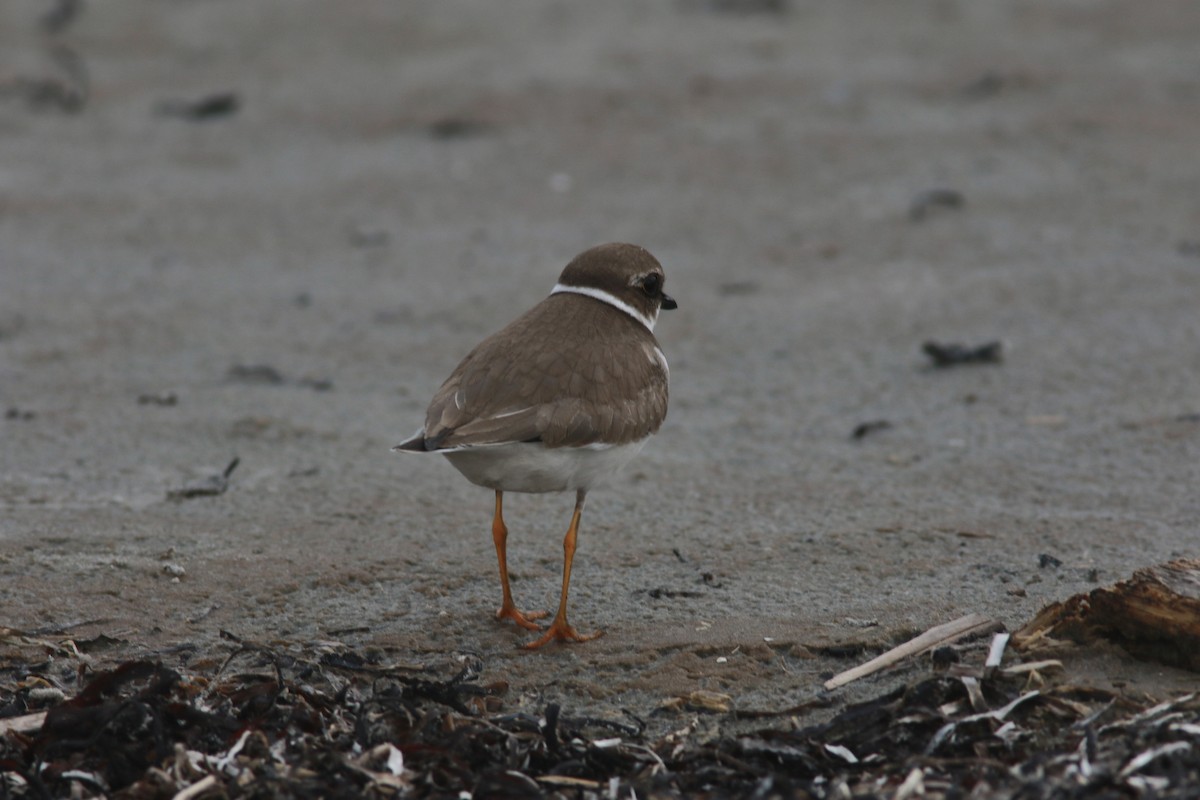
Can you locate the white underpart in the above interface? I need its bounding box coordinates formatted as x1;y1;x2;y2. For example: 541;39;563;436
442;439;648;493
550;283;657;332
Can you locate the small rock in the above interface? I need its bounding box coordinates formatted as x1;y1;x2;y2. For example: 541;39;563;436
909;188;965;221
226;364;285;385
137;391;178;406
922;340;1003;368
1038;554;1063;570
852;420;892;440
156;92;239;121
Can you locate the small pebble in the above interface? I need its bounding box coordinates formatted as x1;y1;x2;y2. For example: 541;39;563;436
1038;554;1063;570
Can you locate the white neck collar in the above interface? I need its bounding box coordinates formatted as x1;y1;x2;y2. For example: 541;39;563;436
549;283;657;332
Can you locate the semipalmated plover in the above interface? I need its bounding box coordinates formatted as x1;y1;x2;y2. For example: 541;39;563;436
395;243;676;648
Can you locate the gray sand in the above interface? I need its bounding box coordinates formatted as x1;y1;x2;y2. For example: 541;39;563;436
2;1;1198;727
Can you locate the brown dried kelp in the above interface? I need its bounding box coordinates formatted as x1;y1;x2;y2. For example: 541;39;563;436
3;638;1200;798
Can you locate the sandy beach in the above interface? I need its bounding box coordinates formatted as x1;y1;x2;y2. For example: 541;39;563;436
3;0;1199;730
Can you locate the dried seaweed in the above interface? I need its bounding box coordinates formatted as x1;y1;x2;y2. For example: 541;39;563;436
1016;558;1200;671
0;638;1197;799
167;458;240;501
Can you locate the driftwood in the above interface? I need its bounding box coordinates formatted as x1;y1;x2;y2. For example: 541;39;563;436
1015;558;1200;671
824;613;999;690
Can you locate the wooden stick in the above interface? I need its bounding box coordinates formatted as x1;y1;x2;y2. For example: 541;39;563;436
172;775;218;800
824;613;997;690
1001;659;1063;675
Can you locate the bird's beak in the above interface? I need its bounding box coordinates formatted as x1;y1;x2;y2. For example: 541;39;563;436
661;293;678;310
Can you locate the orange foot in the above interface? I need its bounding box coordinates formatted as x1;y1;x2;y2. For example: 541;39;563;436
522;620;605;650
496;604;548;632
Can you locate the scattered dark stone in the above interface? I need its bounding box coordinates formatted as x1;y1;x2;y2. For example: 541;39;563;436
908;188;965;221
226;364;332;391
227;363;286;385
156;92;240;121
295;376;334;392
960;71;1036;100
1039;553;1063;570
288;466;320;478
5;407;35;420
428;117;491;139
922;340;1003;368
136;391;178;406
167;457;239;501
851;419;892;440
670;548;724;588
645;587;703;599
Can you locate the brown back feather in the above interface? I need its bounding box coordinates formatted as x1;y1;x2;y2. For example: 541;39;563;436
423;294;668;449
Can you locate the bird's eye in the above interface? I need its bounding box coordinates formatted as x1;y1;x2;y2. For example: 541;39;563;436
642;274;661;296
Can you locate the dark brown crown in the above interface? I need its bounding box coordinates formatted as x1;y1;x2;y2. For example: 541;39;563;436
555;243;674;321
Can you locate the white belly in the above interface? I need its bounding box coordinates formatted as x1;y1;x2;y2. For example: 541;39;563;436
442;439;648;493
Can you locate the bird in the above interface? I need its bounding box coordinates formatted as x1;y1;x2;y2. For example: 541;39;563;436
394;243;676;649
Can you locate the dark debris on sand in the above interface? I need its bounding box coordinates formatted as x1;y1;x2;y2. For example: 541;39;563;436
3;627;1200;799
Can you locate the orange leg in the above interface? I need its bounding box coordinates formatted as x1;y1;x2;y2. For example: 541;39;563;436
524;490;604;649
492;490;547;631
